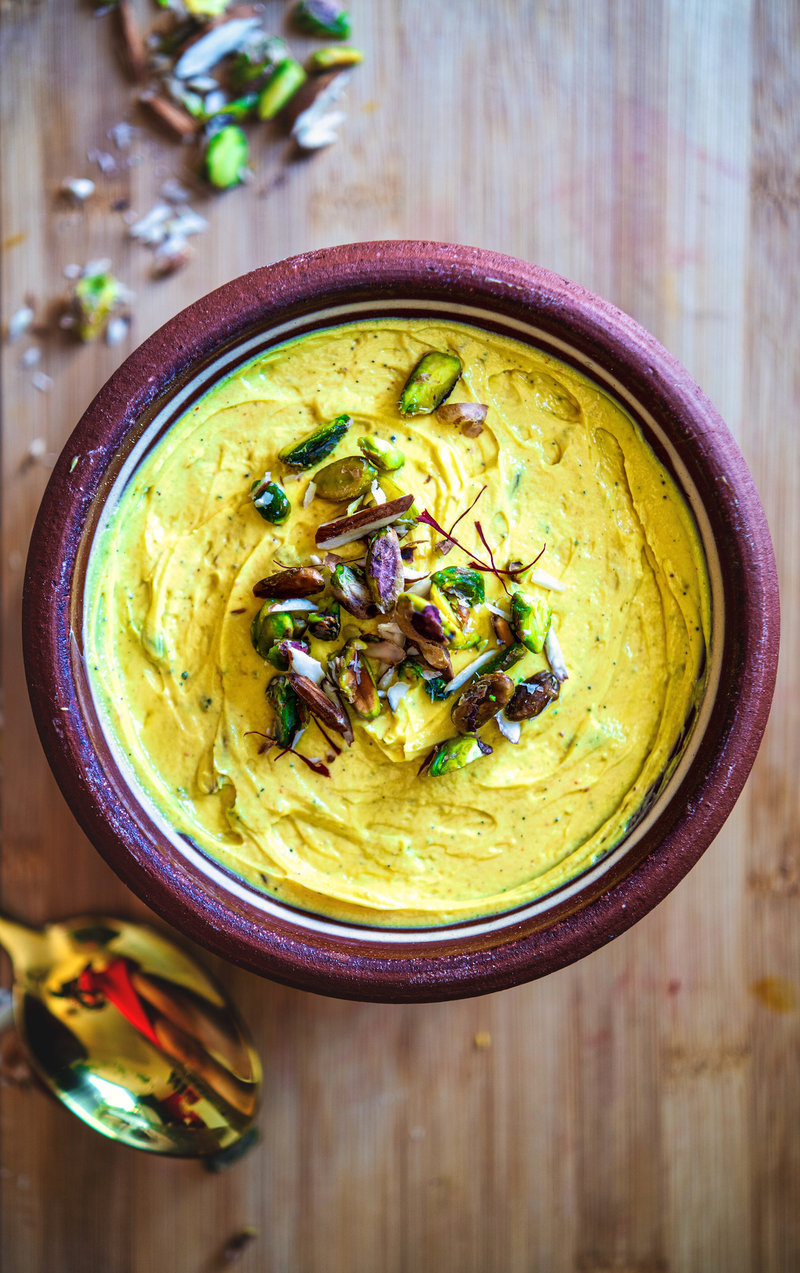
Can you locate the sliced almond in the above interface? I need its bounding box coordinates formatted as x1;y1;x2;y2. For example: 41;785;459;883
140;93;198;140
315;494;414;550
118;0;147;82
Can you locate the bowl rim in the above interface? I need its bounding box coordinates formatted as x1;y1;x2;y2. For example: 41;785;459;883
23;240;780;1002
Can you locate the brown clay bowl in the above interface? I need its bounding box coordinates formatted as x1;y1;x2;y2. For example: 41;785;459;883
23;242;779;1003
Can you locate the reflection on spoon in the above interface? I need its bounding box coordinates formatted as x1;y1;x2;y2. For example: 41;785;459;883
0;913;261;1156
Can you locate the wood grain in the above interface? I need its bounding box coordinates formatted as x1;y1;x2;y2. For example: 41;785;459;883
1;2;797;1270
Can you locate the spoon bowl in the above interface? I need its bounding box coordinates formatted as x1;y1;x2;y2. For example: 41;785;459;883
0;913;261;1156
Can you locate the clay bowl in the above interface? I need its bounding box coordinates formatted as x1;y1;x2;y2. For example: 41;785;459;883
23;242;779;1003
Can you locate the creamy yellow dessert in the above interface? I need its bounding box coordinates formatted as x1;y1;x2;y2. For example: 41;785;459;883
85;319;711;926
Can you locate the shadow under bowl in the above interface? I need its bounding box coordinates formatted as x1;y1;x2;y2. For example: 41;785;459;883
23;242;779;1003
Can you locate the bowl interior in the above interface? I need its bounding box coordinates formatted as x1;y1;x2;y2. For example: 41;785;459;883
75;296;723;947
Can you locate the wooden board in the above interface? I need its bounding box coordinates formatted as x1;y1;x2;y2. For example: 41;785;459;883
1;2;797;1269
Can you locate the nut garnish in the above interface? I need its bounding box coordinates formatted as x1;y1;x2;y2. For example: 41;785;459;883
253;567;325;599
315;493;415;549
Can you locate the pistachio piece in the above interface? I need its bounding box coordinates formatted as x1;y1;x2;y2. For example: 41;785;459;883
293;0;351;38
315;493;415;550
330;562;375;619
365;526;404;614
250;478;290;524
251;606;293;659
257;58;307;120
205;124;248;188
394;592;445;645
279;414;352;469
451;673;514;734
287;673;352;739
71;270;124;343
510;590;552;654
428;735;493;778
265;674;308;748
399;352;462;416
314;455;377;501
436;402;489;436
506;671;560;722
330;639;381;720
306;600;341;641
394;593;452;675
253;567;325;599
357;435;405;472
430;566;485;609
307;46;363;72
478;641;528;678
429;582;479;649
266;638;310;672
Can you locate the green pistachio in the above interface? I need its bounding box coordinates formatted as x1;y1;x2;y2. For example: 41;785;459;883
399;659;453;701
365;526;404;613
306;600;341;642
330;563;374;619
510;590;552;654
506;671;560;722
278;414;352;469
357;435;405;472
205;124;248;188
479;642;528;678
293;0;351;39
251;606;293;660
399;352;462;416
451;672;514;734
219;93;259;121
430;566;485;608
429;582;480;650
314;455;377;501
428;735;492;777
331;639;381;720
250;478;291;524
72;270;122;342
265;674;308;747
307;46;363;72
257;58;307;120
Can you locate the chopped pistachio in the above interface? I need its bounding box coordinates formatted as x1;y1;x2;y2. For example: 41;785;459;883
293;0;351;39
365;526;404;614
399;352;462;416
506;671;560;722
265;674;307;748
306;600;341;641
451;673;514;734
357;435;405;472
330;562;374;619
314;455;377;501
479;642;528;678
331;638;381;719
428;735;492;777
430;566;485;608
251;606;293;660
251;479;290;524
306;46;363;72
257;58;307;120
205;124;248;188
267;639;310;672
72;270;123;343
279;414;352;468
510;590;552;654
429;582;480;649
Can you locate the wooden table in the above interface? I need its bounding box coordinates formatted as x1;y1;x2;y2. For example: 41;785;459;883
1;2;797;1269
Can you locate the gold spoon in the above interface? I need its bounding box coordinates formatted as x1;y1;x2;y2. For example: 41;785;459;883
0;913;261;1156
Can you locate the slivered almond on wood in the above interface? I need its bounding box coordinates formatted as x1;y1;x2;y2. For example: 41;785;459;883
118;0;147;83
140;94;198;140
